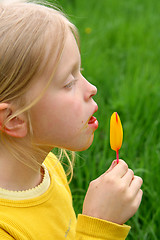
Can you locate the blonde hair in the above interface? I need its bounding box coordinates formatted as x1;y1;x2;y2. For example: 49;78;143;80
0;0;78;182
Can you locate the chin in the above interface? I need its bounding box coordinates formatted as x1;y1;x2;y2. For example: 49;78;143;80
72;134;95;152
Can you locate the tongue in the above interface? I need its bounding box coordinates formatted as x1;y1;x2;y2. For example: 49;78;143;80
88;116;96;124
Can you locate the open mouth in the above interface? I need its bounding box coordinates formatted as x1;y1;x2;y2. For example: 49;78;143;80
88;116;97;124
86;104;98;130
88;115;98;130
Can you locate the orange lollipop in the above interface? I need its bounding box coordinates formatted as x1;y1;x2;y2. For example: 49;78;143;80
110;112;123;163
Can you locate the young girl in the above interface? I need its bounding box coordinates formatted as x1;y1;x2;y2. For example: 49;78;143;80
0;1;143;239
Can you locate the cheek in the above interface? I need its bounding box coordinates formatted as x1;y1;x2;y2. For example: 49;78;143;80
31;93;84;133
29;93;93;150
55;93;84;120
65;100;84;127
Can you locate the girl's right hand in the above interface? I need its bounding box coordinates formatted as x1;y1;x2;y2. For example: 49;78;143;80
82;160;143;225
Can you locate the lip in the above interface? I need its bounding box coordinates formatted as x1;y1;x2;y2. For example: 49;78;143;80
94;104;98;114
88;104;98;130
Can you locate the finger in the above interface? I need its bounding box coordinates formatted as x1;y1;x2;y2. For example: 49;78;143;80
99;160;118;180
129;176;143;195
132;189;143;213
122;169;134;186
111;159;128;178
106;160;118;174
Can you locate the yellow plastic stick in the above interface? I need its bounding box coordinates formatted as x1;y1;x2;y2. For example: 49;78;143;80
110;112;123;163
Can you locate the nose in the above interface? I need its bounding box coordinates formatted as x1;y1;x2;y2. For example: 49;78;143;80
84;78;97;101
90;83;97;98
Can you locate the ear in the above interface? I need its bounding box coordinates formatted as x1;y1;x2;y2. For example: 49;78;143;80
0;103;28;138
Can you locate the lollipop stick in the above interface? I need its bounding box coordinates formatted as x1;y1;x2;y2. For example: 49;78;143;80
116;150;119;164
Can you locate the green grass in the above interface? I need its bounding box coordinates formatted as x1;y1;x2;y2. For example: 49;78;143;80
53;0;160;238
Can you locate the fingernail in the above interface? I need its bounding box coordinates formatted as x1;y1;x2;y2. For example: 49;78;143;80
111;160;117;168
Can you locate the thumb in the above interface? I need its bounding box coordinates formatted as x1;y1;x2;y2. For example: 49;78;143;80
106;160;118;173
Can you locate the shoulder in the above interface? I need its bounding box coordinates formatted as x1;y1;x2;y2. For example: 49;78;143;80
44;152;65;174
44;151;69;188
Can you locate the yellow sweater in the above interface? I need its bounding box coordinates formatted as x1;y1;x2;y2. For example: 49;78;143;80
0;152;130;239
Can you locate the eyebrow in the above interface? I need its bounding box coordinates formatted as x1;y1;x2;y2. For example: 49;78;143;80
52;45;81;85
61;57;81;82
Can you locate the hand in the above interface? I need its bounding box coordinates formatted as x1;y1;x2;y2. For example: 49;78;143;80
82;160;143;225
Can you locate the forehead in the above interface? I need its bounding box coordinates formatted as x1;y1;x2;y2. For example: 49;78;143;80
26;30;80;101
53;30;81;82
61;30;80;63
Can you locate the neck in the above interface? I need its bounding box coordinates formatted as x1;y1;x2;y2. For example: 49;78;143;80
0;146;49;191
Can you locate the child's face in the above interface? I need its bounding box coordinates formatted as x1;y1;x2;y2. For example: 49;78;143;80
27;30;98;151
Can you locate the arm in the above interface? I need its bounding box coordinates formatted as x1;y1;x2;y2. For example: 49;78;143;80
75;160;143;240
76;214;130;240
0;229;15;240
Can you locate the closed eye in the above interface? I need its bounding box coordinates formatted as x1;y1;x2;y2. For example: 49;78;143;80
64;79;78;89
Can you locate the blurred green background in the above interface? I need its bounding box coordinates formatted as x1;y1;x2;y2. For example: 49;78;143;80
52;0;160;239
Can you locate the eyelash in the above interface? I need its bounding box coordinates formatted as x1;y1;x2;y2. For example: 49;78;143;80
64;79;78;89
64;68;84;89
